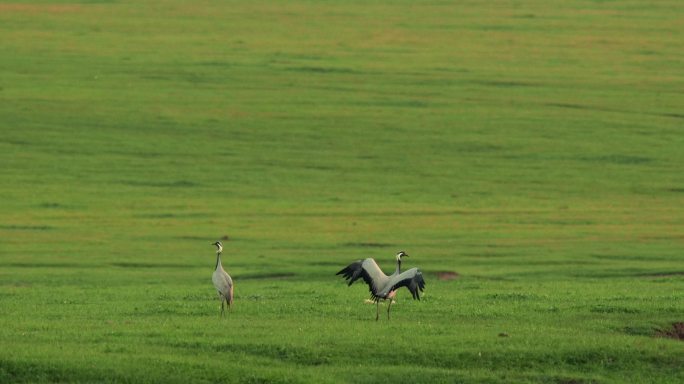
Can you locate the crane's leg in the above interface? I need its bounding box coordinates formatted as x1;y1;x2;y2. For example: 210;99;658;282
387;300;392;320
220;298;225;317
375;300;380;321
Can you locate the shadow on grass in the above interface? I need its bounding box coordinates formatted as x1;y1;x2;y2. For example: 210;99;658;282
0;225;53;230
238;272;296;280
3;262;83;268
120;180;199;188
0;359;128;384
110;262;194;269
217;343;330;366
340;242;394;248
285;66;361;75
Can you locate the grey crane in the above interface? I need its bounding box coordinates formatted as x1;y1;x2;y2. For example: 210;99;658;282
211;241;233;316
337;251;425;321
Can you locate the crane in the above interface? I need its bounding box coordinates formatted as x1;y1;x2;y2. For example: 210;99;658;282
337;251;425;321
211;241;233;316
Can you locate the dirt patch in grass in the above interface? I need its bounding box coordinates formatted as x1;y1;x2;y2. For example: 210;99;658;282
657;322;684;341
435;271;460;280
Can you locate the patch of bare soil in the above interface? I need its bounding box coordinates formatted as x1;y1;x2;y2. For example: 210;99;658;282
436;271;460;280
657;322;684;341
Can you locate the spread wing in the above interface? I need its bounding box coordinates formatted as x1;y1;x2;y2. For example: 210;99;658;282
382;268;426;300
336;258;389;298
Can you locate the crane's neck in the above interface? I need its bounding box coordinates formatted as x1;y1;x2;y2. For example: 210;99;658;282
215;252;222;270
394;258;402;275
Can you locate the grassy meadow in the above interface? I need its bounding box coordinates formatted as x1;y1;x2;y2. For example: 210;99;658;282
1;0;683;382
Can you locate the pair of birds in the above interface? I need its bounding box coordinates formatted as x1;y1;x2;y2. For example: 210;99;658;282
211;241;426;320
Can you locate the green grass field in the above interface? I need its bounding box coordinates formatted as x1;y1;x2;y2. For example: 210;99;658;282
1;1;683;382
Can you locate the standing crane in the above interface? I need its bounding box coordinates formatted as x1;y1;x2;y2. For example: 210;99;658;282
211;241;233;316
337;251;425;321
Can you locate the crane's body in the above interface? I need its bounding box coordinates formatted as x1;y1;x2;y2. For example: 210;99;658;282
212;241;233;315
337;251;425;320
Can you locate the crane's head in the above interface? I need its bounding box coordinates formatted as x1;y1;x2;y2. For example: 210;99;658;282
396;251;409;261
212;241;223;254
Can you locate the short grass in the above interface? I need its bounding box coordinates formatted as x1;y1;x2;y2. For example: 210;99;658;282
1;1;683;383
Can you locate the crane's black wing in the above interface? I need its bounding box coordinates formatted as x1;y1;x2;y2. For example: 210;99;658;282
336;258;389;299
385;268;426;300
